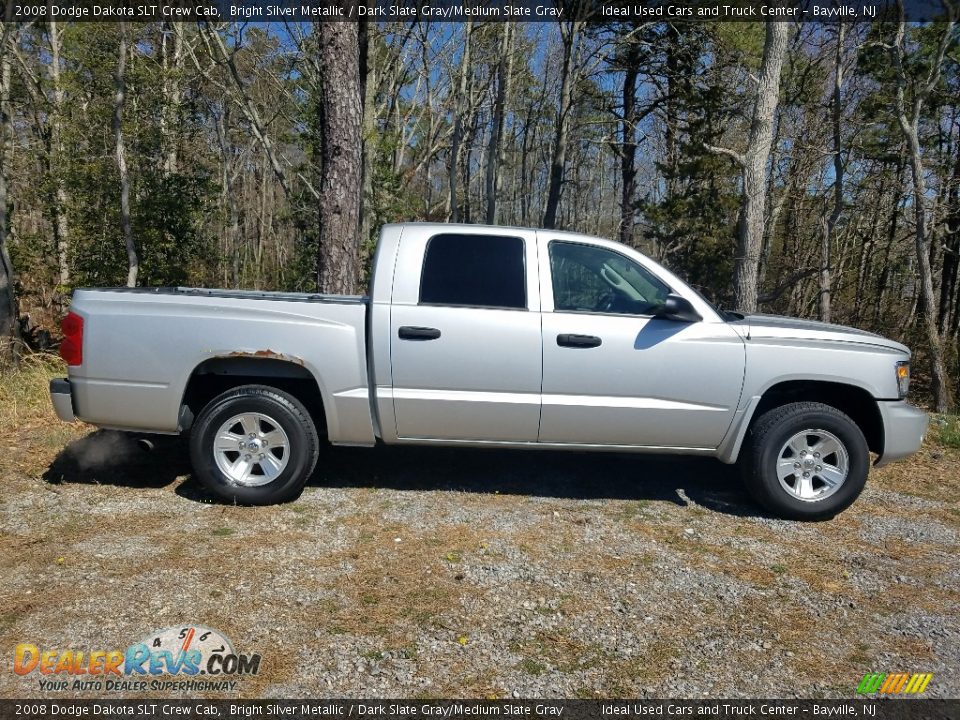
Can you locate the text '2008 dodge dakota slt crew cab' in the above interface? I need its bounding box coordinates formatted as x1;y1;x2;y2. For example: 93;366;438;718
50;223;928;520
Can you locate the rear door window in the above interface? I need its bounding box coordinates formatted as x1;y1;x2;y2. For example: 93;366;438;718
420;234;526;309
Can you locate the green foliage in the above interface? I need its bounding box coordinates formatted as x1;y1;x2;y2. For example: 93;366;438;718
708;22;765;70
133;170;216;287
66;155;127;287
636;26;740;304
858;23;959;160
931;415;960;449
53;25;214;289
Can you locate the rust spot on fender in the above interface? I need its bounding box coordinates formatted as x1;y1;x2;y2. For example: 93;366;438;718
222;349;305;366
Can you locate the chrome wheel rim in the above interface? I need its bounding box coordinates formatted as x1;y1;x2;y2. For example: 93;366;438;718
213;412;290;486
776;429;849;503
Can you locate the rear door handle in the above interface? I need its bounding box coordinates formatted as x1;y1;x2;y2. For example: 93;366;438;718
557;333;602;348
398;326;442;341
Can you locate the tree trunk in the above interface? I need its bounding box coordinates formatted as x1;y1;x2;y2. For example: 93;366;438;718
448;20;472;223
618;64;638;246
891;17;954;411
359;20;376;262
854;171;885;325
214;105;240;288
543;21;581;230
732;21;789;313
113;23;138;288
903;127;951;411
953;269;960;338
160;21;183;176
820;23;845;324
462;109;476;223
519;105;533;226
48;20;71;289
485;22;513;225
664;32;679;202
0;25;19;352
316;20;362;295
938;142;959;332
874;160;904;328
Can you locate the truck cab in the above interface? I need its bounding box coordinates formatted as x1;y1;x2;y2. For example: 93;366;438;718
370;224;745;452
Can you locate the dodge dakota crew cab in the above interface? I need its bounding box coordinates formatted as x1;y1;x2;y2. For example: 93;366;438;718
49;223;928;519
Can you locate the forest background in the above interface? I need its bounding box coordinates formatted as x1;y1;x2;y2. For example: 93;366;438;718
0;13;958;411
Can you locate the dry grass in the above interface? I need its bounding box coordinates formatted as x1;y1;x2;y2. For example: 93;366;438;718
871;419;960;506
327;517;488;641
1;353;93;478
0;352;66;429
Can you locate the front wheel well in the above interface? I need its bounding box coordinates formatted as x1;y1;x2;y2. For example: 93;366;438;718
750;381;883;456
181;357;327;436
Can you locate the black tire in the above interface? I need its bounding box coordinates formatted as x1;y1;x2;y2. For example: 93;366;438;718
189;384;319;505
741;401;869;521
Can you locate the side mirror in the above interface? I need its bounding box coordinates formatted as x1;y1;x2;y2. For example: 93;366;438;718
655;293;702;323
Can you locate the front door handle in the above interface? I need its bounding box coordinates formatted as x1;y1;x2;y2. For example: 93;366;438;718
557;333;602;348
399;326;442;341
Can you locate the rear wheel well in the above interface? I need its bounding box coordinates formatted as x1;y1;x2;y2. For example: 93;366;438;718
181;358;327;436
751;381;883;456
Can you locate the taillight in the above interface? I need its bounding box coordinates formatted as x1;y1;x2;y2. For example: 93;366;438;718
60;312;83;366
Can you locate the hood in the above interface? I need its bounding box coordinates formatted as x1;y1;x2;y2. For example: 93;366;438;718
734;314;910;355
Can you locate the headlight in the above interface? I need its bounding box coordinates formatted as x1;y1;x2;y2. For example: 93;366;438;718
896;361;910;399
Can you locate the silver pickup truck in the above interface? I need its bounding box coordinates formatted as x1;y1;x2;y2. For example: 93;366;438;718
50;223;927;519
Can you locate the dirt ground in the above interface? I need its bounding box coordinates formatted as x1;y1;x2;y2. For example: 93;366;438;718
1;386;958;699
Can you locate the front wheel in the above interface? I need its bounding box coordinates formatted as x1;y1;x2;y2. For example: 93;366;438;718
189;385;319;505
742;402;869;521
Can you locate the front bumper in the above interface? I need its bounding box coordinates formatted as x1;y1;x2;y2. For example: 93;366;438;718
875;400;928;467
50;377;76;422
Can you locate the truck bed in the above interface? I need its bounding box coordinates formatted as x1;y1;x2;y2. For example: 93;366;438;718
62;287;377;444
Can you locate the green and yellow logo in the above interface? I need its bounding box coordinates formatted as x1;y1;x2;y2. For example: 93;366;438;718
857;672;933;695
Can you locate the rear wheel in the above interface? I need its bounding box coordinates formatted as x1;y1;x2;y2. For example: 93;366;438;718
742;401;869;520
189;384;319;505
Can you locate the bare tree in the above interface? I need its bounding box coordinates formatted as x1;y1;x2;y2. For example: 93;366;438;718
543;21;582;230
485;23;513;225
888;7;956;411
359;20;375;247
0;21;19;353
196;24;297;198
316;21;362;294
941;134;960;333
47;19;70;289
160;22;184;176
618;62;639;245
820;22;847;324
448;21;473;223
9;18;72;290
706;20;791;312
605;21;656;246
113;23;138;288
212;102;241;287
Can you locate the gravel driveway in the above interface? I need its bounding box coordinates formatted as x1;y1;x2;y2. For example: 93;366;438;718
2;420;958;699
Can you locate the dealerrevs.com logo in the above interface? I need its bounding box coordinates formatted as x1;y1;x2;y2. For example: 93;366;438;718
13;626;261;693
